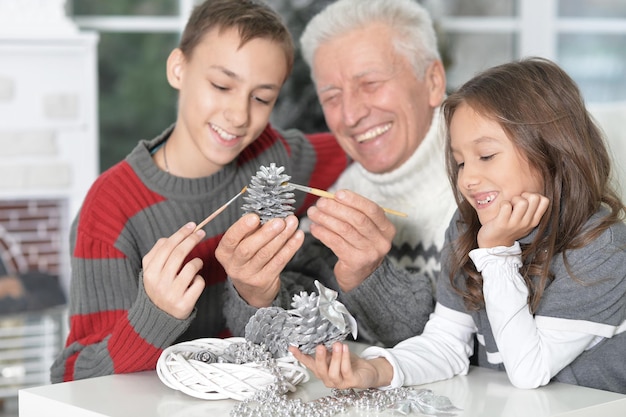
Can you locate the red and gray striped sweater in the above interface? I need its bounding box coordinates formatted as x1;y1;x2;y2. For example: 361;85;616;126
50;124;348;382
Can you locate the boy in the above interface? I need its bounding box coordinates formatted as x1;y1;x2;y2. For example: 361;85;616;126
50;0;347;382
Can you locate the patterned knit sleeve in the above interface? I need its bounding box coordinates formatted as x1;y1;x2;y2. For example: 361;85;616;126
342;212;465;347
338;257;434;347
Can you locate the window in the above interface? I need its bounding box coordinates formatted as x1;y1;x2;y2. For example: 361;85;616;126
71;0;626;172
70;0;194;171
428;0;626;102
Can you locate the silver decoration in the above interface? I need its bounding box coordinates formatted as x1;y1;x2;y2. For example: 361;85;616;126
314;280;358;337
242;163;296;223
393;389;462;416
189;349;218;364
244;280;357;356
244;306;292;358
230;383;462;417
176;288;461;416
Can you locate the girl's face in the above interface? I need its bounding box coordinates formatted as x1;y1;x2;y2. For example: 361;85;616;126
449;102;544;225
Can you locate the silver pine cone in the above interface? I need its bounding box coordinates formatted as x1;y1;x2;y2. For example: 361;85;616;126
244;306;292;358
241;163;296;223
244;282;356;358
284;291;352;355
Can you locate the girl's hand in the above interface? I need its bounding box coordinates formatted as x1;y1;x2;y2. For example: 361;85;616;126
289;342;393;389
477;192;550;248
142;222;206;319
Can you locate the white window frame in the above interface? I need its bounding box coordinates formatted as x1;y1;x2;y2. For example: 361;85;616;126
72;0;195;33
438;0;626;65
73;0;626;103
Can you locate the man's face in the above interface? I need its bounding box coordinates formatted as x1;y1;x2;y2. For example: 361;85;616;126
312;23;445;174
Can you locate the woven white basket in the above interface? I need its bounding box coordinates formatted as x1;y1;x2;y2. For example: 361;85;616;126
156;337;309;401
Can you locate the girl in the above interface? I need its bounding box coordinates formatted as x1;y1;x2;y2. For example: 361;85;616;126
291;57;626;394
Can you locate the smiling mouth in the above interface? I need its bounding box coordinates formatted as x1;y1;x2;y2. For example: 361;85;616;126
477;194;496;205
355;123;391;143
211;123;238;141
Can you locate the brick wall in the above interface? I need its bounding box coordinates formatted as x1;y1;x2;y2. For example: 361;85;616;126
0;33;98;292
0;199;65;275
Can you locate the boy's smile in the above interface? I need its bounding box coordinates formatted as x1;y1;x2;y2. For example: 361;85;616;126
210;122;238;142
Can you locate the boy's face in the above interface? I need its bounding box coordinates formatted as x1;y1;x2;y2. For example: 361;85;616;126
167;27;288;177
449;102;544;226
312;23;445;174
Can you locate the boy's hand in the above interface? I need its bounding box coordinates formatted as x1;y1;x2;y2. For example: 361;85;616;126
289;342;392;389
308;190;396;292
477;192;550;248
142;222;206;320
215;213;304;307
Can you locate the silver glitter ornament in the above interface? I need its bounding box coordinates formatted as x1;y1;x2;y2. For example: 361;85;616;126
241;163;296;223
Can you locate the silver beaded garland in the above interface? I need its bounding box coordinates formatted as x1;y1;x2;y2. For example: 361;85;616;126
229;377;460;417
218;340;461;416
173;282;460;416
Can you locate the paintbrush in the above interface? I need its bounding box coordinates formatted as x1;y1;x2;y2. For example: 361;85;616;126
194;187;247;232
287;182;407;217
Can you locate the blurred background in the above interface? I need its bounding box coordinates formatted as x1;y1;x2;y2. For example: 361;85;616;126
0;0;625;414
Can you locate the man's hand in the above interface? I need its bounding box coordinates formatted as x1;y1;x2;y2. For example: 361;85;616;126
308;190;396;292
142;222;206;320
215;213;304;307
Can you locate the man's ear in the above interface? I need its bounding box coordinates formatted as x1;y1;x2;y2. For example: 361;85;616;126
426;60;447;108
166;48;185;90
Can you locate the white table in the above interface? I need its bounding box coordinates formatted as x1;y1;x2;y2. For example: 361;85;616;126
19;365;626;417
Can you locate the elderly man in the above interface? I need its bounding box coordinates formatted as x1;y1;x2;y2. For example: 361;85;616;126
218;0;456;347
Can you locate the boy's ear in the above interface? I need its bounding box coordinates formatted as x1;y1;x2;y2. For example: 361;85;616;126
166;48;185;89
426;60;447;108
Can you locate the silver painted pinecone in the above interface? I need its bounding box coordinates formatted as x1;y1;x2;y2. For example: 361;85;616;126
284;290;352;355
241;163;295;223
244;306;292;358
244;293;351;357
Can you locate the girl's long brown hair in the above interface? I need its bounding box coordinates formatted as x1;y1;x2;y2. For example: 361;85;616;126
442;57;625;312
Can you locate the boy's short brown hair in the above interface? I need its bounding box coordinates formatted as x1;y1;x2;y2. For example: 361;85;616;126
179;0;294;76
